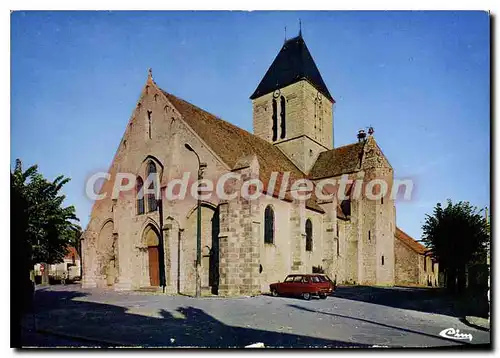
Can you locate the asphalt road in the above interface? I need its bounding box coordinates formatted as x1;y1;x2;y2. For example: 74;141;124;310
21;284;491;348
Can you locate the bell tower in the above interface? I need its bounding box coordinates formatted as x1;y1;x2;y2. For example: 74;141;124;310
250;32;335;173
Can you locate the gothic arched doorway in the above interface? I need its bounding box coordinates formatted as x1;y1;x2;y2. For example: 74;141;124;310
144;225;161;287
98;220;117;287
183;204;220;295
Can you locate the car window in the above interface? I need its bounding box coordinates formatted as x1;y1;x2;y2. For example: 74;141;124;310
293;276;303;282
317;275;326;282
302;276;310;283
311;276;320;283
284;276;294;282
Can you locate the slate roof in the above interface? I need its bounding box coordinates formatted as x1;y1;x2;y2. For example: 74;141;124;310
250;34;334;102
309;142;366;179
395;227;428;255
161;89;324;213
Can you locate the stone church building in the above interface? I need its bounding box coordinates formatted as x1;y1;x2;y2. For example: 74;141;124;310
82;33;438;295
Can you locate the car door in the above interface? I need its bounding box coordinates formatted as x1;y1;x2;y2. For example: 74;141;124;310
291;275;304;295
301;275;312;294
279;275;295;294
311;275;326;292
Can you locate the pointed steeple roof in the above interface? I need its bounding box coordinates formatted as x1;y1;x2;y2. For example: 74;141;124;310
250;34;334;102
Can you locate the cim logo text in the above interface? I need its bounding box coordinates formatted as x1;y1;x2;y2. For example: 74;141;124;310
439;328;473;342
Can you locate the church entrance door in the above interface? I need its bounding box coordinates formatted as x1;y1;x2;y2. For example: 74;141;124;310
148;246;160;287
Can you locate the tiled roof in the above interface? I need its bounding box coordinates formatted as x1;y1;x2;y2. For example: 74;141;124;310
65;246;80;260
309;142;365;179
250;34;334;102
161;90;324;213
395;227;428;255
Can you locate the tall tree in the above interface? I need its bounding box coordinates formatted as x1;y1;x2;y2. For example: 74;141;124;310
11;159;80;282
422;200;489;293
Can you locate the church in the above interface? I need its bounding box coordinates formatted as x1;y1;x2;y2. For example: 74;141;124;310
81;32;439;295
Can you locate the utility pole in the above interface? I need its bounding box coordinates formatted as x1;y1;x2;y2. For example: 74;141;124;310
185;143;207;298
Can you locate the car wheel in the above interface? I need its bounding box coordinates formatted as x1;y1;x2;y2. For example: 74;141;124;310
302;292;311;300
319;293;327;299
271;289;279;297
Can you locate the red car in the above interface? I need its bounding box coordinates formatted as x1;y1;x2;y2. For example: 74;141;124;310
269;274;334;300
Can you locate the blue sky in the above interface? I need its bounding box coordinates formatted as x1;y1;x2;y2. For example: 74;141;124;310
11;11;490;240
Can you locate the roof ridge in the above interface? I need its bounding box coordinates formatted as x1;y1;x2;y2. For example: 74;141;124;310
162;90;253;135
161;90;223;121
395;227;428;253
162;89;308;175
332;141;364;151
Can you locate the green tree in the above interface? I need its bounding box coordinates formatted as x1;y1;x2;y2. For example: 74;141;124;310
422;200;489;293
11;159;79;283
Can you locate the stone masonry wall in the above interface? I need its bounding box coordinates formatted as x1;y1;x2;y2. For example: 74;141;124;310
394;238;420;286
84;76;230;292
258;196;292;292
302;80;334;150
252;81;305;143
218;156;261;296
252;80;333;173
84;73;423;296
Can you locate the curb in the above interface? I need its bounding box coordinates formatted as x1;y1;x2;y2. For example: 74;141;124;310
35;328;131;347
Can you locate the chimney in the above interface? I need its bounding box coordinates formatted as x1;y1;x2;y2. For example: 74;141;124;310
357;129;366;142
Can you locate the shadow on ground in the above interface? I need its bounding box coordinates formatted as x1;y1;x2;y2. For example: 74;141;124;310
332;286;489;318
21;288;370;348
287;304;476;347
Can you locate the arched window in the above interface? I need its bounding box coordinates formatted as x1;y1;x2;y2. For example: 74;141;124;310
280;96;286;139
147;161;158;212
305;219;313;251
136;176;145;215
271;99;278;141
381;255;385;266
264;205;274;244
